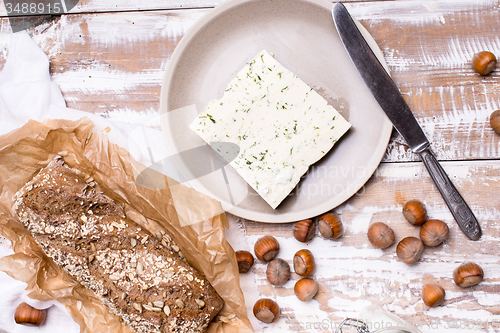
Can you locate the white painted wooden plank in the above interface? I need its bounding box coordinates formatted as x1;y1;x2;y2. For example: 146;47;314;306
242;159;500;331
0;0;223;16
347;0;500;162
0;8;209;119
0;0;391;16
0;0;496;16
0;0;499;163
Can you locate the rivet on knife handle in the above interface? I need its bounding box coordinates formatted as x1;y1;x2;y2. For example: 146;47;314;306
419;149;481;240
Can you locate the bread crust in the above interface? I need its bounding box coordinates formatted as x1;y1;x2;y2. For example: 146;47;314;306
14;157;223;333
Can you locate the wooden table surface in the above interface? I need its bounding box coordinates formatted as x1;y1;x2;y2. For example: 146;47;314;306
1;0;500;332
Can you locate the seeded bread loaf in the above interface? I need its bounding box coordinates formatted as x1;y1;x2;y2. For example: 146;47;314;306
13;157;224;333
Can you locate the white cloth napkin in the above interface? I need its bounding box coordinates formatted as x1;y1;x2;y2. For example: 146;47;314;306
0;30;160;333
0;236;80;333
0;32;157;161
0;31;252;332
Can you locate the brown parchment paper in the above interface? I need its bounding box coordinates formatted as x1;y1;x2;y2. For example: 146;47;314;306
0;118;253;333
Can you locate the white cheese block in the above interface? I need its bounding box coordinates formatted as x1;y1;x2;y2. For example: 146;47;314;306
190;50;351;209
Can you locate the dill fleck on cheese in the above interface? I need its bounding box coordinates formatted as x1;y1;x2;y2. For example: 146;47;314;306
190;50;351;209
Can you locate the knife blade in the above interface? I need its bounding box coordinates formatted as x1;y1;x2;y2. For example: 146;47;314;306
333;2;481;240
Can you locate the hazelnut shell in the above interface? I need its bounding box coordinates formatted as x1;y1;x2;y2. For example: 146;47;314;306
266;258;291;286
235;250;254;273
14;302;47;326
402;200;427;226
396;236;424;265
293;249;316;277
254;235;280;262
293;219;315;242
422;284;445;307
490;110;500;135
253;298;280;323
294;278;319;302
318;213;343;239
472;51;497;75
419;219;449;247
367;222;395;249
453;262;484;288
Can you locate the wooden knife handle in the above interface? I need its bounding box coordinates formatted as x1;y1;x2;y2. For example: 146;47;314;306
419;149;481;240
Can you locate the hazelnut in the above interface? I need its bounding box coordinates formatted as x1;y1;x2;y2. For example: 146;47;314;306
318;212;343;239
396;237;424;265
254;235;280;262
293;249;316;277
266;258;291;286
235;250;254;273
490;110;500;135
367;222;395;249
453;262;484;288
293;219;315;242
294;278;319;302
253;298;280;323
402;200;427;226
419;219;449;247
422;284;445;307
472;51;497;75
14;302;47;326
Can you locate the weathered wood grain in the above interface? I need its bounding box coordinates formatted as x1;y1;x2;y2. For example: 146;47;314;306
350;1;500;162
1;1;499;163
0;0;388;16
0;1;499;332
0;9;207;119
238;160;500;332
0;0;221;16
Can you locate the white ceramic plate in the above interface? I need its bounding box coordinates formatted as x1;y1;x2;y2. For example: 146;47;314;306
160;0;392;222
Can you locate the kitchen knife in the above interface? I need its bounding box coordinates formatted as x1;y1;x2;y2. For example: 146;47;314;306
333;2;481;240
